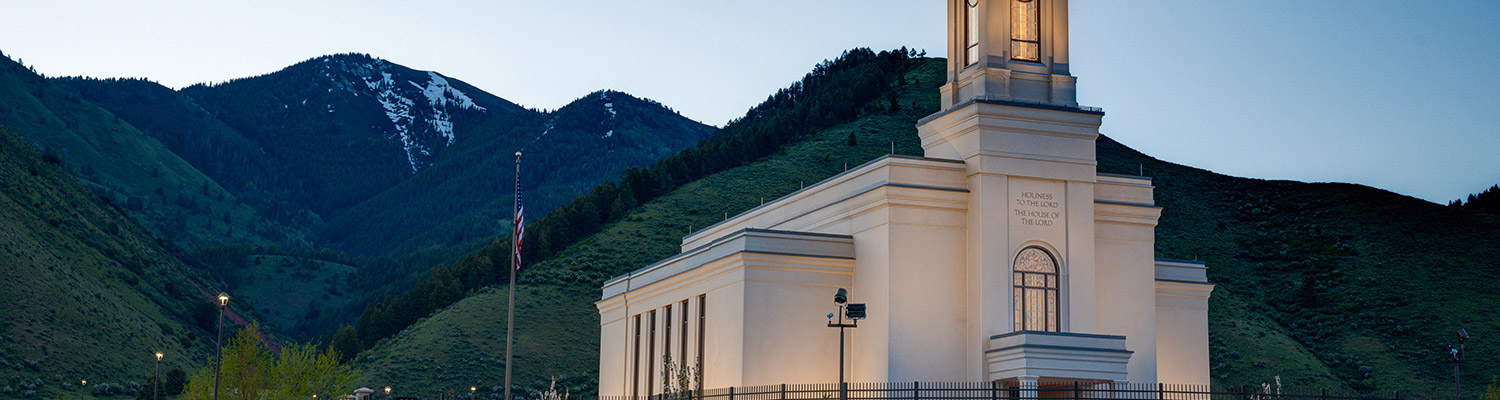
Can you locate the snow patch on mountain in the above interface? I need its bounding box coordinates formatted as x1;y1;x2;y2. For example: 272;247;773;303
347;62;489;173
407;71;485;147
364;71;422;173
417;72;484;112
601;91;617;138
532;118;556;145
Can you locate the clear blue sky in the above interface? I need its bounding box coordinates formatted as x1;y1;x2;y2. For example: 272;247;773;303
1;0;1495;204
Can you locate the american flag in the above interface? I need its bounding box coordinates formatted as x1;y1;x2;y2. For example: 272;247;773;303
512;167;525;271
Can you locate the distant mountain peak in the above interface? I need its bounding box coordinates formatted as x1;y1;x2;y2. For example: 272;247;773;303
309;55;490;173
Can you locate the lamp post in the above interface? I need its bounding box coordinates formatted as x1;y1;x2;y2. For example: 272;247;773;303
1448;328;1469;399
826;288;866;400
79;379;85;400
385;386;392;400
214;293;229;400
154;351;164;400
471;386;478;399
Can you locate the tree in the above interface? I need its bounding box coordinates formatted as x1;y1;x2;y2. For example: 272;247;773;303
659;354;698;400
183;322;357;399
164;367;187;395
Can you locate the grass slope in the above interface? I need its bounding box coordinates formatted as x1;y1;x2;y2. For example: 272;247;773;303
0;126;216;399
0;54;301;250
233;255;359;332
356;55;1497;397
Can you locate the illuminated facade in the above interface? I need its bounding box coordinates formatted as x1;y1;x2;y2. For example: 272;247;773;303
597;0;1213;395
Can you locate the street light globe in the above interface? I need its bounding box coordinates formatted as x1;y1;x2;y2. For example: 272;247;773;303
155;351;164;361
217;293;231;307
81;380;86;386
385;387;392;394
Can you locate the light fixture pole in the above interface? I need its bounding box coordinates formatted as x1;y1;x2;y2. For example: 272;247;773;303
154;351;163;400
79;379;85;400
214;293;229;400
1449;328;1469;399
826;288;865;400
385;386;392;400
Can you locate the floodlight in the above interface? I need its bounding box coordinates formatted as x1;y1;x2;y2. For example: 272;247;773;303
845;303;867;320
1456;328;1469;343
834;288;848;305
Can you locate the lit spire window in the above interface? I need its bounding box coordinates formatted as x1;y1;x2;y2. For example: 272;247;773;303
1011;0;1040;62
966;0;980;66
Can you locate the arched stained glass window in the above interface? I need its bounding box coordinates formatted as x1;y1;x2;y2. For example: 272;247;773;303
1010;0;1040;62
965;0;980;66
1013;247;1058;331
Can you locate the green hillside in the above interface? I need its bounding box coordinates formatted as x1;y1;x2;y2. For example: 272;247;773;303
230;255;360;332
0;125;217;398
48;77;316;238
350;52;1499;398
0;54;303;249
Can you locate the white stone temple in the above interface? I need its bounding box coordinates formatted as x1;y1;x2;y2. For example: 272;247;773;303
597;0;1214;396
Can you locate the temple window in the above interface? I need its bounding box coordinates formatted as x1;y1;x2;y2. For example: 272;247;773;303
1013;246;1058;331
1011;0;1040;62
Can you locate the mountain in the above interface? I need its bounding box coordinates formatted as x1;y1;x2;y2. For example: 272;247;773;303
37;52;713;345
177;54;531;219
54;53;714;255
349;51;1499;398
0;53;304;250
0;124;221;398
323;89;715;255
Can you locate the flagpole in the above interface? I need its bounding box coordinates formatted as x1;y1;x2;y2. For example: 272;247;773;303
505;151;521;400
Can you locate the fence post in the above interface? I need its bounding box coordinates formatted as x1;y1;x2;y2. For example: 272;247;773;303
914;381;921;400
1073;382;1079;400
781;384;787;400
1158;383;1164;400
1240;385;1248;400
841;382;848;400
729;386;735;400
992;379;1000;400
1319;388;1326;400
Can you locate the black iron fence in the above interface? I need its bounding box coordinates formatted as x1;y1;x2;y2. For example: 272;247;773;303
601;382;1446;400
